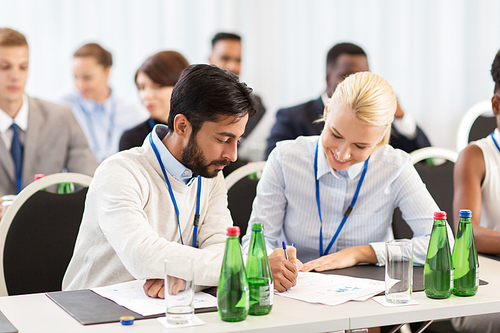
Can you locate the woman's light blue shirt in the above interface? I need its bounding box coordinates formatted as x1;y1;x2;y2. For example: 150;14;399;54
241;135;453;265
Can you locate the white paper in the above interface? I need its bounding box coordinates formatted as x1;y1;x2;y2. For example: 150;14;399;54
92;279;217;316
157;315;206;328
275;272;385;306
373;295;420;307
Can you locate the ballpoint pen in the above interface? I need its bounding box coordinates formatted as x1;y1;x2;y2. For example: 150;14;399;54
282;241;289;260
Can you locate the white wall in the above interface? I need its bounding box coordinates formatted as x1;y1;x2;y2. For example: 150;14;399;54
1;0;499;156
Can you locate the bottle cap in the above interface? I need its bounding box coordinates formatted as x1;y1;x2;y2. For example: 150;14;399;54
227;226;240;236
119;316;135;325
34;174;45;181
252;223;263;232
434;211;447;220
459;209;472;218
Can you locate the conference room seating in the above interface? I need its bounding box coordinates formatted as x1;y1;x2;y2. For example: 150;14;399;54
0;173;92;296
392;147;458;240
224;161;266;240
456;100;497;152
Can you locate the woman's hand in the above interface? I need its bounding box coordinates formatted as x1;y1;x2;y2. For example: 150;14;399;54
301;245;377;272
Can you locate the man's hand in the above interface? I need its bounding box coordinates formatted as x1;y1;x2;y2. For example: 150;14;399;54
143;277;186;299
166;275;186;295
268;246;302;292
301;245;377;272
143;279;165;298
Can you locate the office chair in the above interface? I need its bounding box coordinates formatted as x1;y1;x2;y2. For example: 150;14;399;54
0;173;92;296
225;162;266;239
392;147;458;240
456;100;496;152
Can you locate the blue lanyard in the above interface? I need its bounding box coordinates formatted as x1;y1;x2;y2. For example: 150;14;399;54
148;133;201;248
491;131;500;154
77;95;117;157
314;142;370;257
148;118;156;131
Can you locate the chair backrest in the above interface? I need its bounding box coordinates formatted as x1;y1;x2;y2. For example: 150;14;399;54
456;100;496;152
0;173;92;296
225;162;266;240
392;148;458;240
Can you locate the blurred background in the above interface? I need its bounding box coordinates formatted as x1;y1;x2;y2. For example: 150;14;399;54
1;0;499;156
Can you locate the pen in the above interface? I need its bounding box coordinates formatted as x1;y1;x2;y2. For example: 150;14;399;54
282;241;289;260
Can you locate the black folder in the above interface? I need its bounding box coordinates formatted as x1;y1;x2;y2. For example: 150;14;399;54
47;288;217;325
0;311;17;333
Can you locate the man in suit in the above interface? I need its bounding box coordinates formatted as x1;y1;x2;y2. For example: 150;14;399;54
265;42;431;158
0;28;97;200
209;32;267;174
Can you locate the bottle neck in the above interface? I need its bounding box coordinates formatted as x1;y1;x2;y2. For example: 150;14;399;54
459;217;472;224
434;218;447;225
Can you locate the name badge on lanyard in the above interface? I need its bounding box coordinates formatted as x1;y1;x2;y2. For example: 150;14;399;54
314;141;369;257
149;132;201;248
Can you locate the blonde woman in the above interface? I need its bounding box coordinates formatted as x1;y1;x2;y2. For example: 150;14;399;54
242;72;452;273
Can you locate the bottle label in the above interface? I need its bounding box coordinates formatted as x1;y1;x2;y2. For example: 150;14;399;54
259;283;273;306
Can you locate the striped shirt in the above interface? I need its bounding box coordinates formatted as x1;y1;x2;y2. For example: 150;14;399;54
242;135;449;265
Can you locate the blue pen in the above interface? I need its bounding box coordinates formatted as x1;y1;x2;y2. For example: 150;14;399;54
282;241;289;260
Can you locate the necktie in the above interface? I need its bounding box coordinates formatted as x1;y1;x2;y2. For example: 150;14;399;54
10;123;23;194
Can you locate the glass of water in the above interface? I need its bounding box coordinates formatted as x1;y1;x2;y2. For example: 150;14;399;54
165;256;195;324
385;239;413;304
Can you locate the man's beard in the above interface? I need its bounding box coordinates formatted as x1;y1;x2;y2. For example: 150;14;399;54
181;134;231;178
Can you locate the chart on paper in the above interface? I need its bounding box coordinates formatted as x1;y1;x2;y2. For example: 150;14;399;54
275;272;384;306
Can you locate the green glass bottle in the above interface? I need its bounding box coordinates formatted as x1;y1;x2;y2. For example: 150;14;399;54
452;209;479;296
217;226;249;322
424;211;453;299
246;223;273;315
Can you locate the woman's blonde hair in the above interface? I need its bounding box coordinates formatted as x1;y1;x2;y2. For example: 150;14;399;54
327;71;397;147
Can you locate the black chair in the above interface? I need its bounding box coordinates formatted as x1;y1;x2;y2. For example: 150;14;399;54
225;162;266;240
0;173;92;296
456;100;496;152
392;147;458;239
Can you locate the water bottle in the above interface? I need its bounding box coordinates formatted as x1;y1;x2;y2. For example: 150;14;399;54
246;223;273;315
452;209;479;296
217;226;249;321
424;211;453;299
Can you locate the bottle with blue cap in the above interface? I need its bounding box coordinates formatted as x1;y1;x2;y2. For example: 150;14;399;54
452;209;479;296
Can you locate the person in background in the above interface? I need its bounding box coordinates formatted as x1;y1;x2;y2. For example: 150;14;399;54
450;50;500;333
0;28;97;203
57;43;147;162
119;51;189;151
242;72;451;278
209;32;267;174
63;65;298;296
265;42;431;158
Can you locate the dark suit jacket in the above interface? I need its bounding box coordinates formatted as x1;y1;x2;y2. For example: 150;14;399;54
119;119;165;151
265;96;431;158
0;97;98;196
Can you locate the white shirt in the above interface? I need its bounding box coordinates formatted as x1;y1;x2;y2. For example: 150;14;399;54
472;128;500;231
57;89;148;162
63;125;232;290
0;94;29;149
242;135;453;265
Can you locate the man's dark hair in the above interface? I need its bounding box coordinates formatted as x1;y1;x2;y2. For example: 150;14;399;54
211;32;241;48
492;49;500;94
326;42;367;68
169;64;257;135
